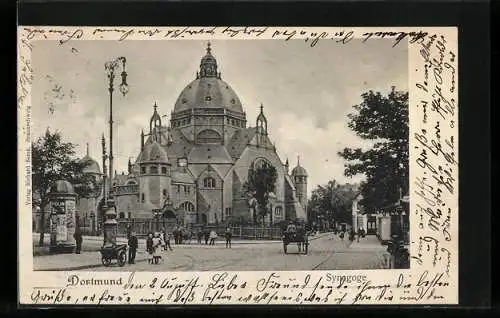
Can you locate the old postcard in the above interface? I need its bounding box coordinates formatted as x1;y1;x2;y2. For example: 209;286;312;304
18;26;458;305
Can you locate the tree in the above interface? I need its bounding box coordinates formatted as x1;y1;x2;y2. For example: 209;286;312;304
32;129;96;246
307;180;358;226
242;162;278;225
338;87;409;213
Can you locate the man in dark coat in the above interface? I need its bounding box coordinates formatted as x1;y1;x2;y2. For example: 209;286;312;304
197;229;203;244
73;228;83;254
225;226;233;249
128;232;138;264
204;228;210;245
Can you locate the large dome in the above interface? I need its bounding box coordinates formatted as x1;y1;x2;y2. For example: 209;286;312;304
173;42;244;114
174;77;243;113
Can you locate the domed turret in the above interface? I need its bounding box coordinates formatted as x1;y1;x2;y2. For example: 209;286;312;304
79;143;101;175
291;156;308;177
291;156;308;209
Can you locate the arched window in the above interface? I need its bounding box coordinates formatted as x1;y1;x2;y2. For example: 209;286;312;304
119;212;125;219
140;166;146;174
275;207;283;216
126;180;137;185
203;177;216;188
141;193;145;202
163;189;167;197
150;166;158;174
179;202;195;212
161;166;167;174
197;129;222;144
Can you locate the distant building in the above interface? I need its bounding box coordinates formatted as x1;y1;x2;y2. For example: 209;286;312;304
351;193;377;235
78;43;308;228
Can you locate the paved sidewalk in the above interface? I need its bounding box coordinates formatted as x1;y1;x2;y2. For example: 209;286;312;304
34;251;150;271
347;235;391;269
349;235;388;251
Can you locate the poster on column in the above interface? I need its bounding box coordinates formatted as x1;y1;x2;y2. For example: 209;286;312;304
18;25;460;305
56;214;67;244
65;200;75;229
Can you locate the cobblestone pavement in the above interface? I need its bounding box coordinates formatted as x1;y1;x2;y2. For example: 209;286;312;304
33;233;389;271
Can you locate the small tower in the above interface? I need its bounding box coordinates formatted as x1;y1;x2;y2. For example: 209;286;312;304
128;158;133;174
137;141;171;209
256;103;268;146
149;102;162;143
140;129;145;151
291;156;308;209
199;41;218;78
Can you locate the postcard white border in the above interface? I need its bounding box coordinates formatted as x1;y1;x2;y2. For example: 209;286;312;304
18;26;458;305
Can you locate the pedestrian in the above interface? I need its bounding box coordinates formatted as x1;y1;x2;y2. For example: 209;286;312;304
73;227;83;254
209;230;217;245
349;228;355;242
357;228;362;242
146;232;154;264
204;229;210;245
128;231;138;264
225;226;232;248
197;229;203;244
339;231;344;240
165;232;173;251
174;226;180;245
153;233;162;264
160;230;166;251
178;227;184;245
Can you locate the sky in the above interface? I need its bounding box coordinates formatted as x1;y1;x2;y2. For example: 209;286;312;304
31;39;408;196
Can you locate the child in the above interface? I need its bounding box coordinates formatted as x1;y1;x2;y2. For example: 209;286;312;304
146;232;154;264
152;233;163;264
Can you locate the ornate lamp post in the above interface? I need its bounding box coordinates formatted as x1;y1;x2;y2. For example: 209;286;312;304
101;56;129;246
104;56;129;195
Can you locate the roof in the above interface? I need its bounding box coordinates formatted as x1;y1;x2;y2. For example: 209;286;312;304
173;44;244;114
171;169;195;184
173;77;244;114
49;180;76;195
79;155;101;175
227;127;256;158
113;173;129;186
291;165;308;177
164;129;194;162
187;145;233;164
138;141;169;163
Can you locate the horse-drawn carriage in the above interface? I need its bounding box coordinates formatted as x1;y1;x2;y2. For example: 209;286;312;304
100;244;127;267
282;226;309;254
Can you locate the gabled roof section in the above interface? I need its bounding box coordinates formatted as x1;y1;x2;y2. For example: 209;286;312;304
171;169;195;184
188;145;233;164
113;174;129;186
165;128;194;161
228;127;257;159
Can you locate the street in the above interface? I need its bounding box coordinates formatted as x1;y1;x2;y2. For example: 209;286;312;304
33;233;389;271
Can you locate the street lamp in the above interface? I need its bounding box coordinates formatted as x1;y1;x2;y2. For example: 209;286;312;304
104;56;129;196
